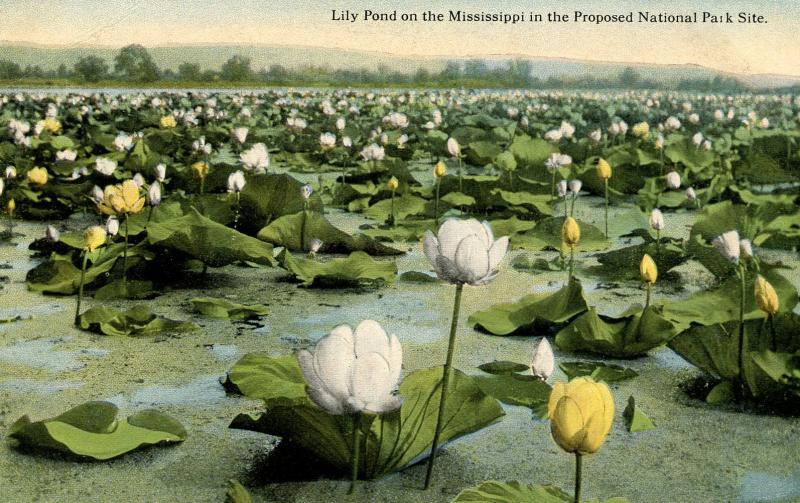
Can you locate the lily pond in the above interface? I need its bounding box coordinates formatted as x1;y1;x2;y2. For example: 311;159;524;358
0;89;798;503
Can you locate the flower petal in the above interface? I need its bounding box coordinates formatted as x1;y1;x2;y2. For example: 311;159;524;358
487;236;509;272
454;234;490;284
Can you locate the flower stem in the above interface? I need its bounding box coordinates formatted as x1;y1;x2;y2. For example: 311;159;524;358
300;204;307;252
424;282;464;490
551;171;556;202
570;195;577;217
603;179;609;238
769;314;777;352
434;179;440;225
122;215;129;295
645;282;651;308
389;190;395;227
737;266;747;398
563;196;568;218
574;453;583;503
568;247;575;282
74;251;88;326
348;414;361;495
233;193;241;230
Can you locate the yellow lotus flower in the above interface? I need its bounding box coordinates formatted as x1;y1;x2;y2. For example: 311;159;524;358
83;225;107;252
43;118;62;135
632;122;650;138
434;160;447;178
597;159;612;180
97;180;145;216
755;275;779;315
387;176;399;191
561;217;580;249
191;161;209;180
548;377;614;455
6;198;14;215
640;254;657;285
26;167;49;186
160;115;177;129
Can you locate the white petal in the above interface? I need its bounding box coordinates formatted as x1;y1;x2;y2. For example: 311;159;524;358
350;351;393;409
435;255;461;283
454;234;490;284
365;395;403;414
307;386;345;415
422;231;440;269
487;236;509;271
437;219;471;261
313;325;355;400
354;320;390;360
387;334;403;386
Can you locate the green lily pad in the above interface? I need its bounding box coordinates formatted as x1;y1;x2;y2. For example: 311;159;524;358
256;211;402;256
555;306;680;357
478;361;530;375
559;362;639;383
93;280;155;300
78;305;198;336
364;194;429;221
224;353;308;404
623;396;656;432
191;297;269;320
511;255;564;272
514;217;610;252
229;355;504;479
473;374;552;418
277;249;396;288
398;271;438;283
452;480;630;503
594;240;687;279
468;279;589;336
225;480;253;503
7;401;186;460
441;191;477;207
237;173;324;234
147;208;275;267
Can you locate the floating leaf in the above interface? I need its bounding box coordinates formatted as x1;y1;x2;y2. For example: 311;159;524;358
191;297;269;320
559;362;638;383
278;249;396;288
452;480;631;503
364;194;429;221
478;361;530;375
224;353;307;404
473;374;551;417
623;396;656;432
514;217;610;252
225;480;253;503
7;401;186;460
78;305;197;336
398;271;438;283
469;279;588;336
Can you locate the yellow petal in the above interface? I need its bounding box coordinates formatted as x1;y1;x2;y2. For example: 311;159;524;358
547;382;567;419
121;180;140;207
550;396;586;453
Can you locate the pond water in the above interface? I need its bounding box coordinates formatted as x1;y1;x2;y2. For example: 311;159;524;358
0;196;798;503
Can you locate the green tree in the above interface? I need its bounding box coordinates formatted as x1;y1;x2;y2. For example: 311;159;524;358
220;55;252;81
0;60;23;79
178;62;201;81
619;67;641;87
113;44;159;82
74;56;109;82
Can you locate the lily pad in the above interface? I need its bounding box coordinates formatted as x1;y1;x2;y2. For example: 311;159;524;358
78;305;198;336
277;250;396;288
191;297;269;320
469;279;589;336
478;361;530;375
473;374;552;418
559;362;639;383
225;480;253;503
7;401;186;460
514;217;610;252
623;396;656;432
452;480;630;503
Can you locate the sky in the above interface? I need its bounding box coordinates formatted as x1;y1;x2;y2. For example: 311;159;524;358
0;0;796;76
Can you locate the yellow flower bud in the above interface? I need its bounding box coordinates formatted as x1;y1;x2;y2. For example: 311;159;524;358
43;118;62;135
754;275;779;315
159;115;177;128
632;122;650;138
387;176;399;191
561;217;580;249
26;167;49;186
639;254;658;285
83;225;107;252
191;161;209;180
597;159;612;180
434;160;447;178
6;198;15;215
548;377;614;455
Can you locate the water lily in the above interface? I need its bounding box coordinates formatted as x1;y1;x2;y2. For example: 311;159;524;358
712;230;740;263
154;163;166;183
159;115;177;128
56;150;77;162
97;180;144;291
106;216;119;236
596;159;612;237
45;225;59;243
240;143;269;172
75;225;107;325
94;158;117;176
232;127;249;145
665;171;681;190
531;338;555;381
755;275;780;350
640;254;657;307
308;238;323;258
26;167;48;187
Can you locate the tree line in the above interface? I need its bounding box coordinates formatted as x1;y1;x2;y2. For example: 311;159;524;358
0;43;749;92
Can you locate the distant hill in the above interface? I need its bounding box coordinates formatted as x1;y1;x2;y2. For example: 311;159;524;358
2;42;798;89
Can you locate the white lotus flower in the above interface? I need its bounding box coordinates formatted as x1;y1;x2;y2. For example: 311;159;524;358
56;150;77;162
300;184;313;200
588;129;602;143
298;320;403;415
739;239;753;259
91;185;104;203
154;163;166;182
148;181;161;206
227;170;246;193
309;238;323;254
650;208;665;231
342;136;353;148
319;132;336;149
4;166;16;179
712;230;740;263
113;133;133;152
531;338;555;381
132;173;145;188
359;143;385;161
240;143;269;172
686;187;697;202
665;171;681;189
559;121;575;139
665;117;681;131
759;117;770;129
232;127;249;144
45;224;59;242
569;179;582;195
557;180;568;198
692;132;704;146
544;129;563;142
94;158;117;176
447;137;461;157
688;113;700;125
422;218;508;285
106;216;119;236
336;117;346;131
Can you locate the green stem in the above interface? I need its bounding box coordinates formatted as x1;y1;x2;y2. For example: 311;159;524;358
568;247;575;282
424;282;464;490
563;195;568;218
390;190;395;227
434;179;440;225
233;193;240;230
348;414;361;495
656;229;661;263
300;206;307;252
570;195;577;217
551;171;556;202
603;179;609;239
74;251;88;326
122;215;129;294
737;266;747;398
645;282;651;308
574;453;583;503
768;314;777;352
145;205;154;230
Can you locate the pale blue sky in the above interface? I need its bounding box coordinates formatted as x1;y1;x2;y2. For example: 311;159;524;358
0;0;795;75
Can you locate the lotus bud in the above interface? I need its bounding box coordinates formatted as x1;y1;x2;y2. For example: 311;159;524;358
434;160;447;178
106;216;119;236
557;179;568;198
232;127;249;144
4;166;16;179
300;184;313;200
531;338;555;381
83;225;107;252
686;187;697;202
159;115;176;128
191;161;209;180
568;179;582;195
692;132;704;146
45;225;59;243
640;254;658;284
91;185;104;203
597;159;612;180
308;238;323;256
132;173;145;188
446;137;461;157
227;170;246;193
712;230;740;263
154;163;166;182
26;167;48;186
548;377;614;455
754;276;779;315
561;217;580;249
387;176;399;191
6;198;14;215
665;171;681;189
148;181;162;206
739;239;753;260
649;208;665;231
632;121;650;138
